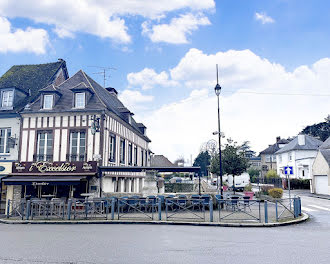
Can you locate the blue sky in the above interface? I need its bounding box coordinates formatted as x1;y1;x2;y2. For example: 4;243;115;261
0;0;329;162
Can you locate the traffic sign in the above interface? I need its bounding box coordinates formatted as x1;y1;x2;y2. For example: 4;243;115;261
284;166;293;175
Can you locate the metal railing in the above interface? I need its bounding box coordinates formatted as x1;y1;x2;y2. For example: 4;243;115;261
5;196;302;224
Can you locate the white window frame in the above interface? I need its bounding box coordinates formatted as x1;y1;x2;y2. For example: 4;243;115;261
43;94;53;109
109;134;116;163
75;92;85;109
1;90;14;108
37;131;53;161
69;131;86;161
0;128;11;154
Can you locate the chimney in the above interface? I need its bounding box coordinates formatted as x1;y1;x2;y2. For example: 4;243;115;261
105;87;118;97
298;134;306;146
276;136;281;142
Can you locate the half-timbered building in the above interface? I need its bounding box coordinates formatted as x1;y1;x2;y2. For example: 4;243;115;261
4;69;151;201
0;60;69;210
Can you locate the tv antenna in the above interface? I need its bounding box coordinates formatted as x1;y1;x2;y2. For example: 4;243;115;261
88;66;117;88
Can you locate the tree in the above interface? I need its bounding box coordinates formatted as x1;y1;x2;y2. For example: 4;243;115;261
301;115;330;141
248;167;261;183
193;151;211;176
265;169;280;179
209;139;249;192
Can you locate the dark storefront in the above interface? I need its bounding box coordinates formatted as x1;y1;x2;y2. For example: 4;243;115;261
3;161;97;200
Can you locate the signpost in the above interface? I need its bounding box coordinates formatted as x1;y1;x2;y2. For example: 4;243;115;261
284;166;293;209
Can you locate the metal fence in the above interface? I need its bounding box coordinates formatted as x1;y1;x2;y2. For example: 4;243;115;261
5;196;302;224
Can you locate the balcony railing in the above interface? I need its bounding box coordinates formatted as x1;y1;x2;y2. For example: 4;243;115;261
66;154;87;162
33;154;53;162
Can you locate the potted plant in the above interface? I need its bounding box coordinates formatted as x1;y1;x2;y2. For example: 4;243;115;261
244;184;254;199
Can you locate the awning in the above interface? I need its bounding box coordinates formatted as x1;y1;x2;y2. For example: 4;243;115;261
2;175;90;186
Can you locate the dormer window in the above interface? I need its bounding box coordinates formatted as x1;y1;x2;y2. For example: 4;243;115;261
43;94;53;109
1;90;13;108
75;92;85;108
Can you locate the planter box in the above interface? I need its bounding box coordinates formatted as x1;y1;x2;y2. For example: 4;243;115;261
244;191;254;200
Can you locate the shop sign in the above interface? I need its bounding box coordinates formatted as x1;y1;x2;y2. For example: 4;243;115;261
12;161;97;174
32;182;49;186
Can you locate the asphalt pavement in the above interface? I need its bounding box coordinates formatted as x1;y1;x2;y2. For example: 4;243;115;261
0;190;329;264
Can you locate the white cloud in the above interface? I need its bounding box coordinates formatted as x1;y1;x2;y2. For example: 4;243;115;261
138;49;329;161
255;12;275;24
0;0;215;44
0;16;48;54
127;68;178;90
142;13;211;44
119;90;154;110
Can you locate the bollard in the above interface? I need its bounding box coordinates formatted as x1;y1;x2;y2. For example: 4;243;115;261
264;201;268;223
158;198;162;221
209;199;213;222
26;200;31;220
67;199;72;220
111;197;115;220
275;200;278;222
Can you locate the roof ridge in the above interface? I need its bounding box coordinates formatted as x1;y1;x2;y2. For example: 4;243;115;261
80;70;108;109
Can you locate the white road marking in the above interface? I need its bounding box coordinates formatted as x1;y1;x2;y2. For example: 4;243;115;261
308;205;330;212
302;206;316;212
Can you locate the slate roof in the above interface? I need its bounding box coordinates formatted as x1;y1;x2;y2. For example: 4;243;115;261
320;149;330;166
259;138;291;155
24;70;150;142
150;155;174;167
320;136;330;149
275;135;323;154
0;61;67;112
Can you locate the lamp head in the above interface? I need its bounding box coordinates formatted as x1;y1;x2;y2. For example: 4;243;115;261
214;83;221;96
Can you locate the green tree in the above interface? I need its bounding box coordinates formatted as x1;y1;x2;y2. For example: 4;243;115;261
193;151;211;176
265;169;280;179
209;139;249;192
248;167;261;183
301;115;330;141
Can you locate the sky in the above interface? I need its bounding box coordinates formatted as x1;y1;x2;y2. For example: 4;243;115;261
0;0;329;163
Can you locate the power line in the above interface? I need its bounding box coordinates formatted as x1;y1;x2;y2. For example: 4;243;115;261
222;90;330;97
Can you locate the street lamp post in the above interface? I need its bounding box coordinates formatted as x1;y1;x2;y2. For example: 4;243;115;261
214;64;223;198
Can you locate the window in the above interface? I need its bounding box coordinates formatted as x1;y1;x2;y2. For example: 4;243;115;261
279;155;282;163
69;131;86;161
141;149;144;166
37;132;53;161
0;128;11;154
120;138;125;164
109;134;116;162
128;143;132;165
75;93;85;108
1;90;13;108
134;146;138;166
145;151;148;166
43;95;53;109
289;152;292;161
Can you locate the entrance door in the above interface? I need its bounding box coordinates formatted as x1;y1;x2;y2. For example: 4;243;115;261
314;175;329;195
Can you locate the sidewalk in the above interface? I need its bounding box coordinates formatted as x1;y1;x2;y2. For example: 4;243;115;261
308;193;330;200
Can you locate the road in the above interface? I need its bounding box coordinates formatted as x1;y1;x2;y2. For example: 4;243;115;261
0;190;329;264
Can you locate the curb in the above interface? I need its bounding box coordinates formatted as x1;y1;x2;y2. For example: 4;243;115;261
0;213;309;227
308;195;330;201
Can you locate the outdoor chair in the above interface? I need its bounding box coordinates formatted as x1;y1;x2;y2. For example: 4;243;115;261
229;196;240;211
165;195;175;211
178;195;187;208
215;194;225;209
191;194;201;210
118;196;129;213
201;194;211;210
147;196;157;212
138;197;148;212
242;196;252;211
127;196;140;212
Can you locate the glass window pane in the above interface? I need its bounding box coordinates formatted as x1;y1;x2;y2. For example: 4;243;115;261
75;93;85;108
0;129;5;153
43;95;53;109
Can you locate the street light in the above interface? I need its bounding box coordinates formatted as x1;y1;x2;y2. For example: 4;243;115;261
214;64;223;198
